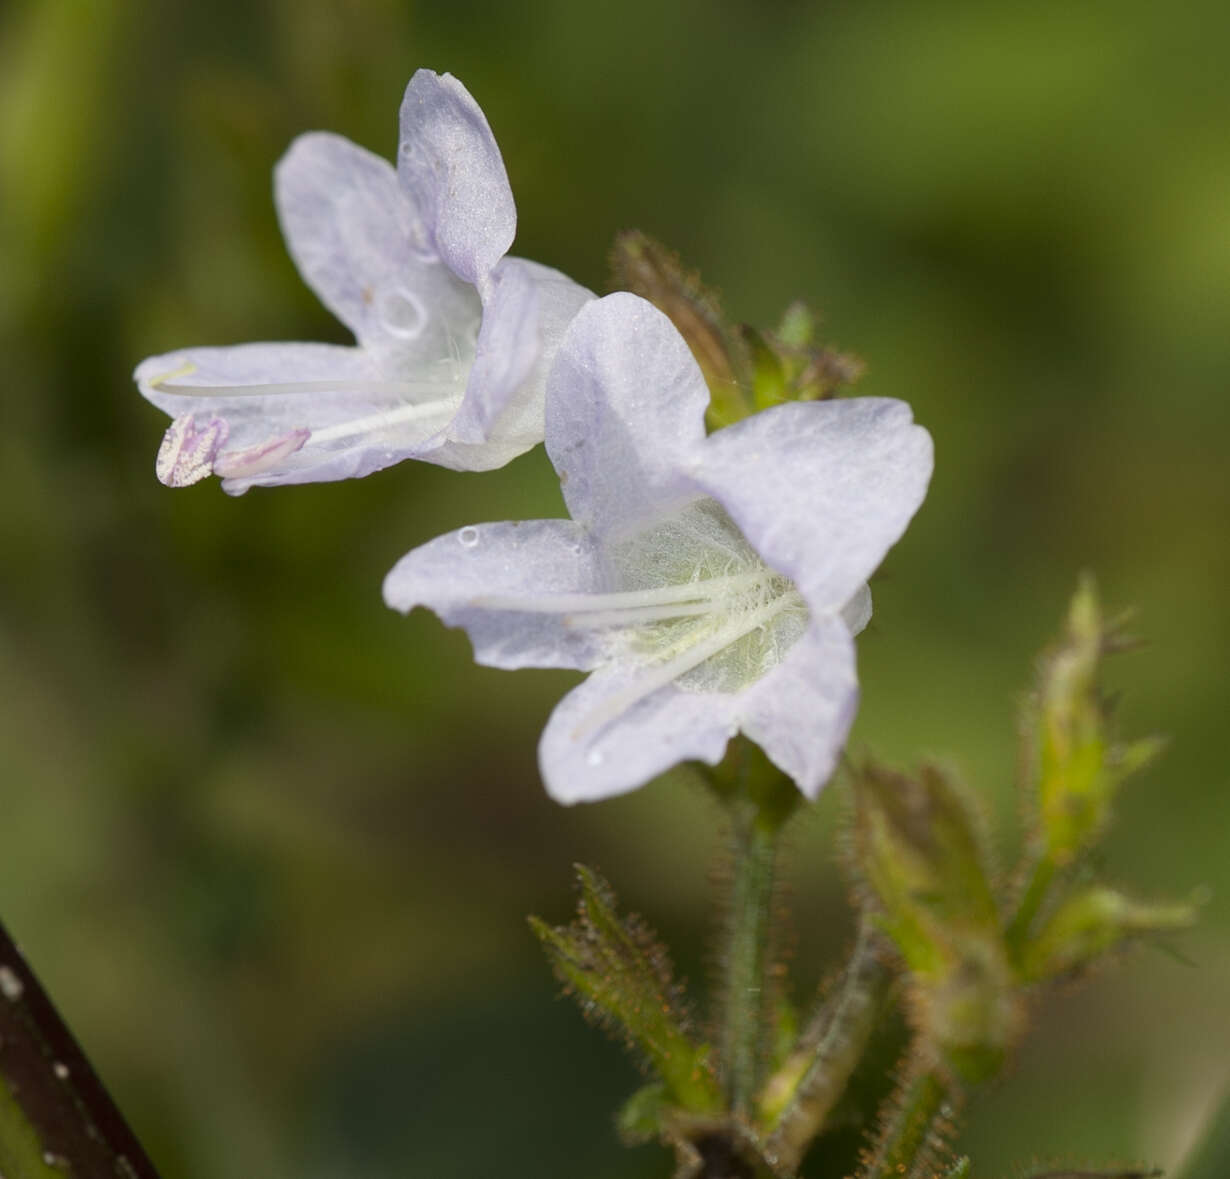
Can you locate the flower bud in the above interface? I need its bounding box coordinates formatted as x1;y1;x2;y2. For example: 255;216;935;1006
851;761;1022;1084
851;762;999;976
920;934;1025;1084
748;302;865;410
1030;575;1165;864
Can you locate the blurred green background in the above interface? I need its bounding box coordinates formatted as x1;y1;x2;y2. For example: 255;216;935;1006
2;0;1228;1175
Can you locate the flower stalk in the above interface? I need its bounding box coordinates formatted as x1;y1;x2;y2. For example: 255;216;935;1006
762;919;895;1171
722;796;781;1116
860;1064;957;1179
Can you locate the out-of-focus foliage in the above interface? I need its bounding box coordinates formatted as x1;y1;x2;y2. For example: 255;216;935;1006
0;1;1227;1176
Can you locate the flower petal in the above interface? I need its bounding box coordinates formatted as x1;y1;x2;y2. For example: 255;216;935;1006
134;341;464;493
436;258;594;471
736;616;859;800
545;293;710;539
842;583;873;636
441;258;540;450
539;663;737;804
275;131;481;362
397;70;515;288
695;398;934;614
383;520;606;671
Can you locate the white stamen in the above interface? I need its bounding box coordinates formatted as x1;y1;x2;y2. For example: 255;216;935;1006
473;570;771;616
308;396;463;445
153;376;458;399
563;601;717;629
572;589;804;741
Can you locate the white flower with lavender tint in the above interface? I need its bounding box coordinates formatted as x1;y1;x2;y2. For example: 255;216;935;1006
135;70;592;493
384;293;934;803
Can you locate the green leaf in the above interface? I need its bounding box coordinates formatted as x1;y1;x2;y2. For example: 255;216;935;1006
1021;886;1197;983
529;866;723;1115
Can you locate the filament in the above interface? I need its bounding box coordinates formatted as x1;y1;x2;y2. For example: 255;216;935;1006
472;570;772;617
572;589;803;740
153;376;459;400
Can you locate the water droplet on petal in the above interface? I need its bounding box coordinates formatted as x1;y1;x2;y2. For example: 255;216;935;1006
458;526;480;548
377;287;427;340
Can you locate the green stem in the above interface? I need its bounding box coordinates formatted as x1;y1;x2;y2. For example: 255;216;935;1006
722;798;779;1117
863;1065;955;1179
763;919;894;1170
1006;853;1057;962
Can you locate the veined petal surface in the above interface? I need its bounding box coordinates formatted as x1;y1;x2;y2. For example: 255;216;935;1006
385;292;934;804
539;664;737;804
137;341;380;445
736;616;859;799
545;293;709;539
276;132;483;371
695;398;934;614
383;521;606;671
397;70;516;288
135;341;465;493
138;70;594;488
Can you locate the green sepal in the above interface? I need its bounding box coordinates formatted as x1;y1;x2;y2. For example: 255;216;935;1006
744;305;865;412
744;325;790;412
1019;885;1197;983
775;301;818;350
770;302;865;403
702;735;801;835
529;865;723;1115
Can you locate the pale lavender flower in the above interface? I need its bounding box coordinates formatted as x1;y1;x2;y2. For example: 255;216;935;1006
384;293;934;804
135;70;591;493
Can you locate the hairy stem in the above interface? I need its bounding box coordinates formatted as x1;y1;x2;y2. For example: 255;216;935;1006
1006;853;1057;962
763;919;894;1170
862;1064;956;1179
722;799;779;1117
